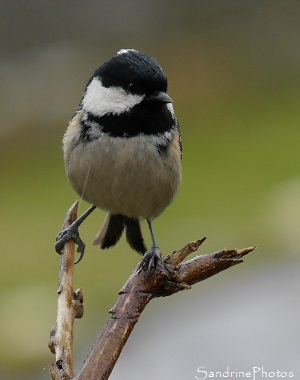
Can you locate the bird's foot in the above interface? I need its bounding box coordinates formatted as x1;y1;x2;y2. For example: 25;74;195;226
55;223;86;264
141;243;162;277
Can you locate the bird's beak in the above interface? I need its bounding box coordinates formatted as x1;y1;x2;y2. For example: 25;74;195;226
148;91;173;104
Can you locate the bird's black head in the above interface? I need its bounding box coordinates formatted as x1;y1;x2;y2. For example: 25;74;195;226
94;49;168;96
80;49;175;137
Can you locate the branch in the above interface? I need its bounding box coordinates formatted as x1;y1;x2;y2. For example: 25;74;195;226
75;241;255;380
48;202;255;380
48;201;84;380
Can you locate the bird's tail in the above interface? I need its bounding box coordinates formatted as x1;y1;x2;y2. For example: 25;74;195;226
93;213;147;254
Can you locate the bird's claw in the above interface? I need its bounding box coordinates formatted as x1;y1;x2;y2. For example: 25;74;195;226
141;244;162;277
55;224;86;264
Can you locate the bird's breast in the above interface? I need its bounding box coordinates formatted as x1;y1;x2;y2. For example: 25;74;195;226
64;118;182;220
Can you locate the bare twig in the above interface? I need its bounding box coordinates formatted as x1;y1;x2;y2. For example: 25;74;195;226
49;202;255;380
48;202;84;380
74;242;255;380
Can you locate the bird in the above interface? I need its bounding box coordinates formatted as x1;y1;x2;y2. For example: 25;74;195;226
55;49;182;272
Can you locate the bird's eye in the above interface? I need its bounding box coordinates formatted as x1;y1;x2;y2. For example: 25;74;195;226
127;83;139;93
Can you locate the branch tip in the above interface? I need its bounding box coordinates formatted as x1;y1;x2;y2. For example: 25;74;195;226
63;200;79;229
236;246;256;257
73;288;84;319
214;246;255;261
48;326;57;354
74;288;83;302
167;236;207;266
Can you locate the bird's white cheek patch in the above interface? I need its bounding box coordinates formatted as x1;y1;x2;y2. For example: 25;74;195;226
82;78;144;116
167;103;175;118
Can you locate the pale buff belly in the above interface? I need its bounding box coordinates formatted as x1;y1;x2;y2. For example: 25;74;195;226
64;130;182;220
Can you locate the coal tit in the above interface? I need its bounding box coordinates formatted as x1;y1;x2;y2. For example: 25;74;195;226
56;49;182;271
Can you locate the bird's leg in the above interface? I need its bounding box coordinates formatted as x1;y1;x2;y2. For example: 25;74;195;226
142;219;162;274
55;205;96;264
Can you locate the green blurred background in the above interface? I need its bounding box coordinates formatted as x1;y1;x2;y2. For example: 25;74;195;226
1;1;299;379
